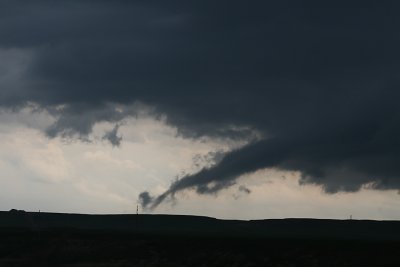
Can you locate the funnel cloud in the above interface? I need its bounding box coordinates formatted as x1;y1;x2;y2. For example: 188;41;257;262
1;1;400;209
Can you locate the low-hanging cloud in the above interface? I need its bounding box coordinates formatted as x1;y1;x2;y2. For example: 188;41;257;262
2;1;400;208
102;124;123;147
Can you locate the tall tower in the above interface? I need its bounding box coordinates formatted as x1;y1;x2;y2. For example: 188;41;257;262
136;205;138;215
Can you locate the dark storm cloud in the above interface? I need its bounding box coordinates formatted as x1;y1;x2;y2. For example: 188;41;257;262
102;124;123;147
2;1;400;206
43;102;149;140
138;192;154;209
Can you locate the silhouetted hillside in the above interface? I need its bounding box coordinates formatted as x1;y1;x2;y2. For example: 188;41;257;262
1;211;400;266
1;211;400;240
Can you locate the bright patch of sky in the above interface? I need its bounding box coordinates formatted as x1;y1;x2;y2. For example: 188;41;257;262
0;107;399;220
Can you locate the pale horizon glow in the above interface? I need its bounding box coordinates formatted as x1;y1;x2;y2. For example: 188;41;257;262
0;108;399;220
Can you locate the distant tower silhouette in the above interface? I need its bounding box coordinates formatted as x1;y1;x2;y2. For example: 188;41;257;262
136;205;138;215
350;215;352;220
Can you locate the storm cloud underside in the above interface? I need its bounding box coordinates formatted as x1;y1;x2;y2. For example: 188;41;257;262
1;1;400;208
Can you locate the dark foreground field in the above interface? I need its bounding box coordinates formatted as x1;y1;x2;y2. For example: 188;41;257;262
1;211;400;266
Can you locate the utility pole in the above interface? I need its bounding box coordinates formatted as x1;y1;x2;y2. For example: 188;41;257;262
136;204;138;215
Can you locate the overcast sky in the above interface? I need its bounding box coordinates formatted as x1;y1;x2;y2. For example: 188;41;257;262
1;1;400;219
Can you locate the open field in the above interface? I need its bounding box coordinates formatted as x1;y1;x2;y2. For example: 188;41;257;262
1;211;400;266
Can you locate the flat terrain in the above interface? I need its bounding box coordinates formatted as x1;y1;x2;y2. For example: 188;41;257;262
1;211;400;266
